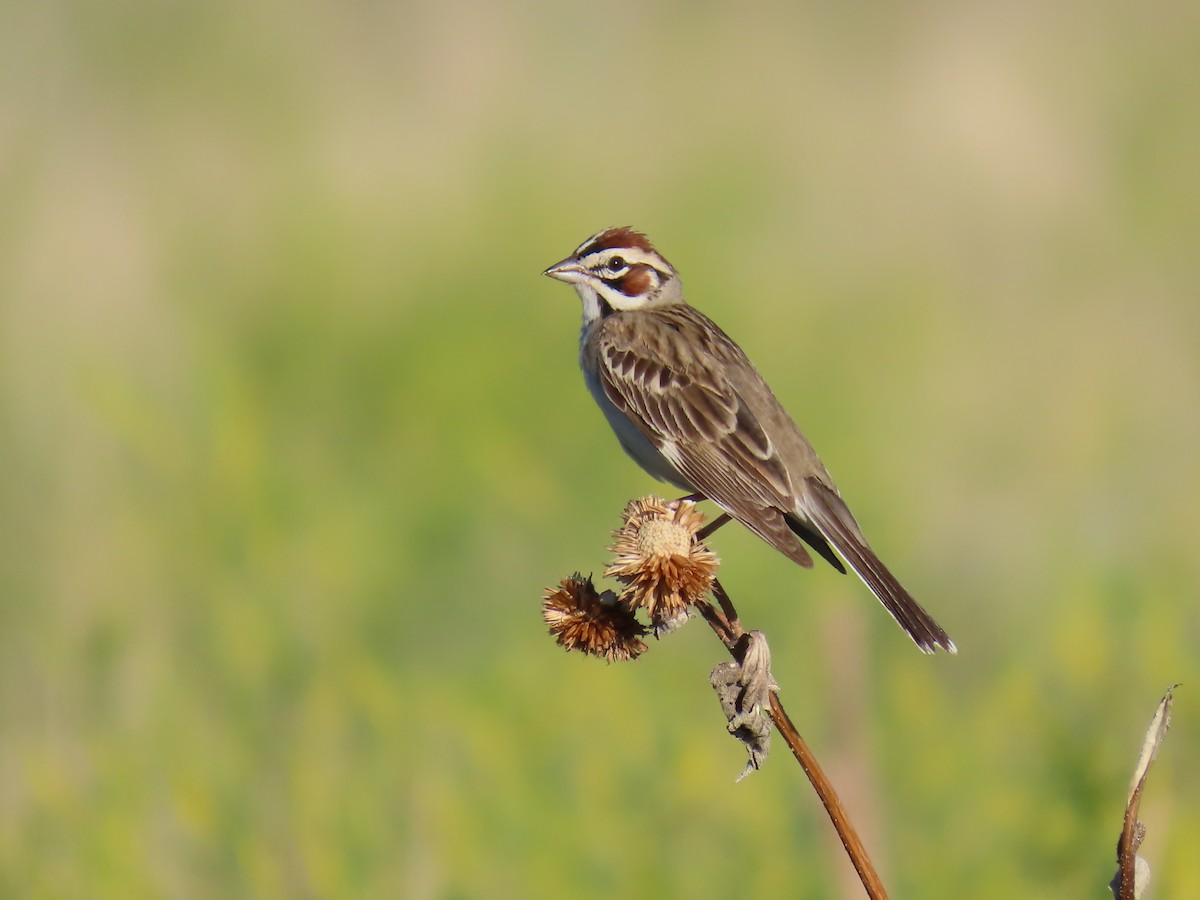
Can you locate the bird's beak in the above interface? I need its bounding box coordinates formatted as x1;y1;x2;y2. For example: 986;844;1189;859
543;257;587;284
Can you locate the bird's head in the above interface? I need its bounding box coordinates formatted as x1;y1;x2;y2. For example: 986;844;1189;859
544;227;682;322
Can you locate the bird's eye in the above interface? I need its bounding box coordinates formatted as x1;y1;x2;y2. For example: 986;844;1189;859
609;256;627;271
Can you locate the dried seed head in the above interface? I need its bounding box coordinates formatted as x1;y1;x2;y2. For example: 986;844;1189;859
606;497;719;623
542;573;648;662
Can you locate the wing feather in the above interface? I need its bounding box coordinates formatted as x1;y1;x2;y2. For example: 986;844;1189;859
594;306;816;567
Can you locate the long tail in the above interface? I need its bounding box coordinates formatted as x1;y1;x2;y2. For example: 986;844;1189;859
790;478;956;655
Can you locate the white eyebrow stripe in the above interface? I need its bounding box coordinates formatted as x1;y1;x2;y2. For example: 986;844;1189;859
583;248;668;270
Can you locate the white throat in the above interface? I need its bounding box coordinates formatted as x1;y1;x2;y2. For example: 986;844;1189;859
574;283;606;327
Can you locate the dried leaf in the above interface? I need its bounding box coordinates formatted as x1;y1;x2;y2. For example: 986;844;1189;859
709;631;779;781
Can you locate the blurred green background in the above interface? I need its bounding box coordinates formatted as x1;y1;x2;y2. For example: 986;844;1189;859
2;0;1198;896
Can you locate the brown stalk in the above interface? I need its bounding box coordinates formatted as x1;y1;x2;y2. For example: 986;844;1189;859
697;579;888;900
767;693;888;900
546;498;890;899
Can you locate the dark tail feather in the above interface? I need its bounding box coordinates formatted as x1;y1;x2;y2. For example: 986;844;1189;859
798;479;956;655
783;513;846;574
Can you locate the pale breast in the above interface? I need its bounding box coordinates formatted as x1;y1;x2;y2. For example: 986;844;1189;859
580;318;696;491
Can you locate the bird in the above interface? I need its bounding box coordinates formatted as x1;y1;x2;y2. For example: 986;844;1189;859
543;226;955;654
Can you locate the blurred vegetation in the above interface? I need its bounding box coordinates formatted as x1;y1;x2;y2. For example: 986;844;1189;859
1;0;1198;896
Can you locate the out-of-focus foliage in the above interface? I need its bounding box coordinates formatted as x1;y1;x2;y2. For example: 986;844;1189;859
1;1;1197;896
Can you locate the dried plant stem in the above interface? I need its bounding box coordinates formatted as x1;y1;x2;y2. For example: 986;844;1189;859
698;578;888;900
692;599;738;647
710;577;741;635
767;693;888;900
695;512;732;544
1113;685;1176;899
1116;800;1141;900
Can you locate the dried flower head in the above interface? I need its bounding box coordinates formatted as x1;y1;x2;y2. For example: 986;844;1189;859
543;573;648;662
606;497;719;622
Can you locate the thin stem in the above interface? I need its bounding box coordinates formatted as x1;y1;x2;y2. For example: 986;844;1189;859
694;578;889;900
709;577;741;635
696;512;732;543
767;694;889;900
692;599;737;648
1116;796;1139;900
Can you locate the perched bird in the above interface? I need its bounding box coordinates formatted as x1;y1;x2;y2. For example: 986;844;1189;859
544;227;954;654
